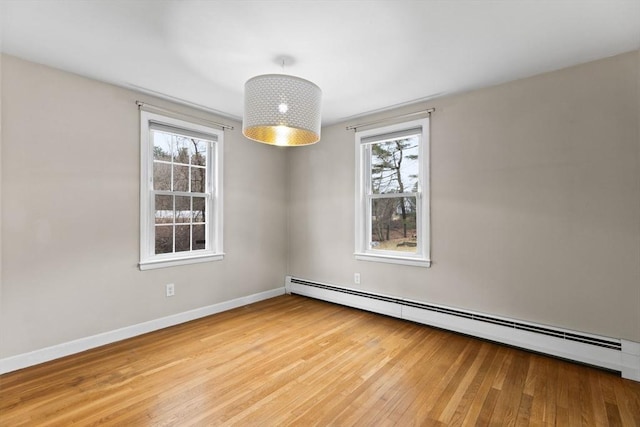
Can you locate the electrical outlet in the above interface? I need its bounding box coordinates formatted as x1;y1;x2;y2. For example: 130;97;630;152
354;273;361;284
166;283;175;297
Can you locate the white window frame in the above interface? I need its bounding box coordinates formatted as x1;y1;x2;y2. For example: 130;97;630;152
354;117;431;267
139;111;224;270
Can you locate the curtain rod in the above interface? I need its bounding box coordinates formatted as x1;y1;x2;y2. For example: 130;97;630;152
136;101;235;131
345;108;434;131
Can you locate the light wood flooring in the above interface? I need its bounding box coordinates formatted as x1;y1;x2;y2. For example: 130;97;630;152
1;295;639;426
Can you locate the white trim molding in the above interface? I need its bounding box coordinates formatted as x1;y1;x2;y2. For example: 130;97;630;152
354;252;431;268
285;276;640;382
0;287;285;375
139;110;224;270
354;118;431;268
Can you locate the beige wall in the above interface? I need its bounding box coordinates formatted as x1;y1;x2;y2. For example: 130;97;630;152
2;50;639;360
0;53;4;357
288;51;640;341
0;55;288;358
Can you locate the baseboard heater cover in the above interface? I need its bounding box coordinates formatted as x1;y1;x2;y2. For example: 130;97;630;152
285;276;640;382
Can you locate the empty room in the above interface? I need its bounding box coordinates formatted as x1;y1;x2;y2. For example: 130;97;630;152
1;0;640;425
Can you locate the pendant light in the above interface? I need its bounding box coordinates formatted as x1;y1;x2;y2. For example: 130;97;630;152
242;62;322;146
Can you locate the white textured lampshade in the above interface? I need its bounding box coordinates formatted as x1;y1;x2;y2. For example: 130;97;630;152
243;74;322;146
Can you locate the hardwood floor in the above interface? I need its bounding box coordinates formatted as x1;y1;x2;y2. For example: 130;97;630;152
1;295;639;426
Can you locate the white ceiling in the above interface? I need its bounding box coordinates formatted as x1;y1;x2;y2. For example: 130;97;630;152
1;0;639;124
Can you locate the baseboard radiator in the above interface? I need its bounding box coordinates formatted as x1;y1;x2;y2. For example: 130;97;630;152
285;276;640;381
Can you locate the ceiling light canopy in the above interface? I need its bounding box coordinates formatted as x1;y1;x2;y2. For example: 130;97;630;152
243;74;322;147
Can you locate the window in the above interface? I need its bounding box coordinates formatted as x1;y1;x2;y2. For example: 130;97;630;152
139;111;223;270
355;118;430;267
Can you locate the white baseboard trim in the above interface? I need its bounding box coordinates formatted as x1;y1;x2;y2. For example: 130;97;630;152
0;287;285;375
285;276;640;382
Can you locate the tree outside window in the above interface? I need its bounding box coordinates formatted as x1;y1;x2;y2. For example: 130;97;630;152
370;137;419;252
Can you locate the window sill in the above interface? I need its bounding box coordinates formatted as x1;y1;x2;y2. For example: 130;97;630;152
139;253;224;270
355;252;431;268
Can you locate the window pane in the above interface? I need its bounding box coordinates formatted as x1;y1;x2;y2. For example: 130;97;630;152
173;165;189;192
190;139;208;166
370;136;419;194
370;196;417;253
155;195;173;224
155;225;173;254
175;225;191;252
191;167;206;193
192;224;206;250
175;196;191;223
152;131;172;161
173;136;191;164
153;162;171;191
192;197;205;222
